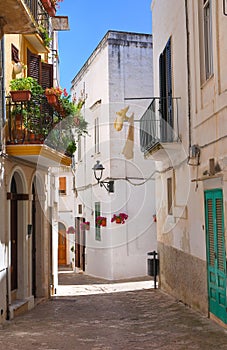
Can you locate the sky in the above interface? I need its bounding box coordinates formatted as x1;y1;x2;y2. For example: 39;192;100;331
57;0;152;93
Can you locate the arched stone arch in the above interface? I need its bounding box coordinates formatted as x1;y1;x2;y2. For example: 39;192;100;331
8;167;29;301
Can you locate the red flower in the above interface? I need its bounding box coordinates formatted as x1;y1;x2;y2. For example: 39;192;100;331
111;213;128;224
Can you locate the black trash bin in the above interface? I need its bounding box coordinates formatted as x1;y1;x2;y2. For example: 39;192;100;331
147;251;159;288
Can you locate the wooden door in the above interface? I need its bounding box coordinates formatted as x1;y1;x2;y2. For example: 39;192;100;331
205;189;227;323
58;230;66;266
32;184;36;297
11;199;18;291
10;177;18;291
75;217;80;268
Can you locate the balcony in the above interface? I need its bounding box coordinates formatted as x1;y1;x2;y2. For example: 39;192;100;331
0;0;52;49
5;97;72;167
140;97;181;161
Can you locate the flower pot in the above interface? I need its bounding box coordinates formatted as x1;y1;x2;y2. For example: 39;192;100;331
101;218;107;227
13;114;25;141
116;218;122;224
45;93;59;106
41;0;56;16
10;90;31;102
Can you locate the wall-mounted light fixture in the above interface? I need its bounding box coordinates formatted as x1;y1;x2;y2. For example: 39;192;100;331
92;160;114;193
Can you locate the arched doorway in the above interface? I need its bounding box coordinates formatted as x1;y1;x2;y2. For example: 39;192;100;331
58;223;66;266
8;171;28;299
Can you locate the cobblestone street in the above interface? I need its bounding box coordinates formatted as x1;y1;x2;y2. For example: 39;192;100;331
1;271;227;349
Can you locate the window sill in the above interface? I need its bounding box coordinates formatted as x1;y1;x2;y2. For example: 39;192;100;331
201;73;214;90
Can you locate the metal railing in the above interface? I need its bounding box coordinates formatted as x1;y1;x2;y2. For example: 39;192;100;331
6;96;54;145
24;0;50;32
140;97;181;153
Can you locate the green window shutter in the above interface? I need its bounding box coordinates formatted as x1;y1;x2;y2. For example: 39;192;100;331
95;202;101;241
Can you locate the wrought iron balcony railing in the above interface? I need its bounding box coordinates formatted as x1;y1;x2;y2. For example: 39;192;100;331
6;96;54;145
6;95;77;160
140;97;181;154
24;0;50;32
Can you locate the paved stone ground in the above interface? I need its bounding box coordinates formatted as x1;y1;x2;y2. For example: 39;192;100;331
1;272;227;349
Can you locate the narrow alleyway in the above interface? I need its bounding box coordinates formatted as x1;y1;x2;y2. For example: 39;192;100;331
1;271;227;350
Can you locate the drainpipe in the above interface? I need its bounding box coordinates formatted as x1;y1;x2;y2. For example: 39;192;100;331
185;0;192;153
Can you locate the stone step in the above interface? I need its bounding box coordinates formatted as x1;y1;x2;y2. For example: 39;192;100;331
9;299;29;319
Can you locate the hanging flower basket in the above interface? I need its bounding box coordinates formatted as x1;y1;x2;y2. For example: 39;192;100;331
10;90;31;102
111;213;128;224
66;226;75;234
96;216;107;227
80;221;90;231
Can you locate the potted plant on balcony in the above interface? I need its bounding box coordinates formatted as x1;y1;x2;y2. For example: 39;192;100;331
38;25;52;47
9;77;36;102
111;213;128;224
66;140;77;157
41;0;56;16
45;86;67;107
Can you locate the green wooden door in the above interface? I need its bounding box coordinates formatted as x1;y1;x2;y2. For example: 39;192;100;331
205;189;226;323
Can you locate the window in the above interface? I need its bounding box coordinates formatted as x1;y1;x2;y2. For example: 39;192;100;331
159;38;173;142
167;177;173;215
77;136;82;162
78;204;83;214
203;0;213;80
59;177;66;195
11;44;20;63
27;49;53;89
95;202;101;241
94;117;100;154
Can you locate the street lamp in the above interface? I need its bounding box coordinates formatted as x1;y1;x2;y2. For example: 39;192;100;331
92;160;114;193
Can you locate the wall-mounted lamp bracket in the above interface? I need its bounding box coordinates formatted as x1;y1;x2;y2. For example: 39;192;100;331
92;160;114;193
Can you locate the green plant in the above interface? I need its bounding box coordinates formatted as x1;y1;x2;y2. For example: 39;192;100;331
39;25;52;47
9;77;36;91
66;140;77;156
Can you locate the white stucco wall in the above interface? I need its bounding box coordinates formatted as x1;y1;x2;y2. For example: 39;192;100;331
151;0;227;313
71;31;156;280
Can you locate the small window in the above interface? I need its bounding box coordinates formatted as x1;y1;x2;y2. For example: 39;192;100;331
203;0;213;80
94;117;100;154
95;202;101;241
59;177;66;195
167;177;173;215
11;44;20;63
78;204;83;214
78;136;82;162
